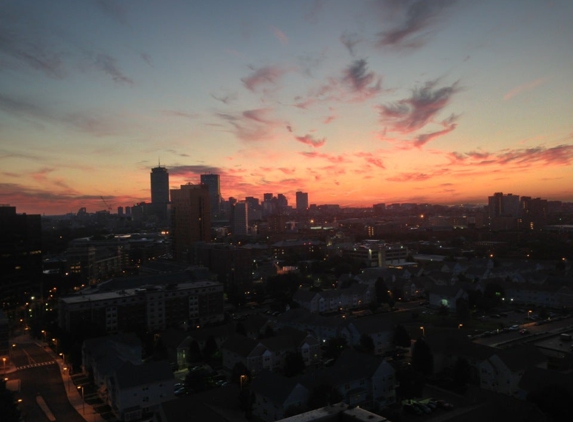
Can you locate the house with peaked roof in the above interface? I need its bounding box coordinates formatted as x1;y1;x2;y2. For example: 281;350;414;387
478;345;547;396
221;329;322;374
252;371;311;422
428;284;468;311
106;360;175;421
82;333;142;390
251;350;396;421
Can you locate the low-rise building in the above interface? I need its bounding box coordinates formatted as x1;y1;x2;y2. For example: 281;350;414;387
59;280;224;335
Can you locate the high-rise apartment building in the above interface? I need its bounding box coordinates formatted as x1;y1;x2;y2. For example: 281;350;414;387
0;205;42;307
200;174;221;218
170;184;211;261
150;165;170;223
296;191;308;212
231;201;249;236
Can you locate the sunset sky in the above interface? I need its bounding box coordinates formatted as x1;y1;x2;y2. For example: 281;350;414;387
1;0;572;215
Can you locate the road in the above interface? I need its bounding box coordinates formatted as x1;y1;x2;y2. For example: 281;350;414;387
10;334;86;422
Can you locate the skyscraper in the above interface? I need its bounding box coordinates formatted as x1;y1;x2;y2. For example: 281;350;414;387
170;184;211;261
150;165;169;223
200;174;221;218
296;191;308;212
231;201;249;236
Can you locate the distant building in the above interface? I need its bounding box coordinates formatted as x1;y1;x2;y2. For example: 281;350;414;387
170;184;211;261
58;280;224;334
150;165;170;223
296;191;309;212
0;205;42;307
231;201;249;236
200;174;221;217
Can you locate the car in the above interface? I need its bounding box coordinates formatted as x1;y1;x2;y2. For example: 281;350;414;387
508;325;520;331
436;400;454;410
414;403;432;414
404;403;422;415
174;387;187;396
519;329;530;335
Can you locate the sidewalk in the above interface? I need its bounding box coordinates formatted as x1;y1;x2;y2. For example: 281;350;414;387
39;339;107;422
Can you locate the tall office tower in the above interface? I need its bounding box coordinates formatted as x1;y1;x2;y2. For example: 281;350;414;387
170;184;211;261
263;193;273;202
0;205;42;307
296;191;309;212
231;201;249;236
200;174;221;218
117;206;124;216
488;192;520;218
277;194;288;211
150;165;170;223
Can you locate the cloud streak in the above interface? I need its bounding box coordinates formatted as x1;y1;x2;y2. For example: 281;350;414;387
377;0;457;49
379;79;460;133
295;134;326;148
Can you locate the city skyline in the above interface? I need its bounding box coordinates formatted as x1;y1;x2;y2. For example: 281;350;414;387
1;0;572;215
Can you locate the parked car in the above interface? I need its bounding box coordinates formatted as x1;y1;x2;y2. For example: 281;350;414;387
519;329;530;335
436;400;454;410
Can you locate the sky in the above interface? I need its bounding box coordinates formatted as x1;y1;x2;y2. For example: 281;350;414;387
1;0;573;215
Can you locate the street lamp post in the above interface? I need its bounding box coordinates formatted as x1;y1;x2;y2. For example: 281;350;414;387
240;374;248;390
77;385;85;415
419;326;425;337
2;357;6;373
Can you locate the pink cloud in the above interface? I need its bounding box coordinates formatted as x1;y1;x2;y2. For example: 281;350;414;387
295;134;326;148
504;77;547;101
271;26;288;45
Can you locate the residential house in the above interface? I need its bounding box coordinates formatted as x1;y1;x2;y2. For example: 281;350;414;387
428;284;468;311
252;371;311;422
81;333;142;391
106;360;175;421
478;345;547;396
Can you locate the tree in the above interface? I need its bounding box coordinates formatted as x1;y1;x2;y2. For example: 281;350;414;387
375;277;394;307
232;362;251;385
452;357;471;394
185;369;209;393
283;352;306;377
456;298;471;321
307;383;343;409
202;336;218;360
187;340;201;363
396;366;425;400
0;381;20;422
412;338;434;376
236;322;247;336
322;337;347;360
359;334;375;354
393;325;411;348
437;303;449;316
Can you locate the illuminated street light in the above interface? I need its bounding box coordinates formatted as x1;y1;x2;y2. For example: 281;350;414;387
77;385;85;414
420;326;425;337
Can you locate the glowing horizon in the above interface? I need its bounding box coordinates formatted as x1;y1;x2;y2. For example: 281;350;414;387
1;1;572;215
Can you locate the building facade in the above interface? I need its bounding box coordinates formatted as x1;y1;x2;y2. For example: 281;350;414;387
200;174;221;218
58;281;224;335
150;165;170;223
170;184;211;261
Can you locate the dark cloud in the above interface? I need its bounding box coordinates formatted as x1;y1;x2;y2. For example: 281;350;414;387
0;26;65;78
340;32;361;56
217;108;281;142
377;0;457;49
386;168;449;182
343;59;381;94
140;53;153;67
295;134;326;148
241;65;289;92
211;91;238;104
93;53;133;85
168;165;222;176
380;79;460;133
448;144;573;168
